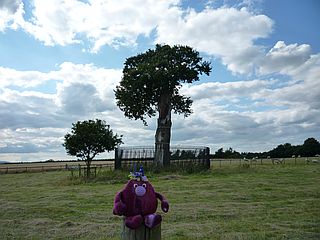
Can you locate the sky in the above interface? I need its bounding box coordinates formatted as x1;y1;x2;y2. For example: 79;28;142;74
0;0;319;162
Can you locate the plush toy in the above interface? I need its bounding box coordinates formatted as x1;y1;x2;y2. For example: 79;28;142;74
113;167;169;229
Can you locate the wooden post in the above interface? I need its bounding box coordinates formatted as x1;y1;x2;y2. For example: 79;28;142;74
115;148;122;170
79;164;81;177
121;221;161;240
205;147;210;169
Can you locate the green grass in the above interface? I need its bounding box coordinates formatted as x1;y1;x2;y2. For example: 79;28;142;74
0;164;319;239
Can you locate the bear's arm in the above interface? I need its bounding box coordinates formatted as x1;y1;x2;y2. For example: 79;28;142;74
113;191;127;215
155;192;169;213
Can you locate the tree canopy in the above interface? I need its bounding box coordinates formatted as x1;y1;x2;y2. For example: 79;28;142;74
63;119;122;176
115;44;211;125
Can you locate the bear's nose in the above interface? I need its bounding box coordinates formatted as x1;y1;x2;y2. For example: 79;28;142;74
135;186;146;196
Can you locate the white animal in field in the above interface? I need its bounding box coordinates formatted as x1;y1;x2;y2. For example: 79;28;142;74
274;158;285;164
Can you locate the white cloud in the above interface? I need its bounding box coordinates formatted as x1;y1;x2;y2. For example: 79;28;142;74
56;82;110;115
0;0;21;13
181;79;273;100
2;0;273;64
0;58;319;159
0;62;157;160
0;67;50;88
15;0;180;52
156;7;273;74
259;41;312;75
168;47;320;152
0;0;24;31
0;62;122;129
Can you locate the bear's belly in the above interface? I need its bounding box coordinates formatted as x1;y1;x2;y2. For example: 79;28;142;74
135;197;157;216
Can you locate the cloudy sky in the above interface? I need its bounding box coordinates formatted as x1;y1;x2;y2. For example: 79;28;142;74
0;0;319;162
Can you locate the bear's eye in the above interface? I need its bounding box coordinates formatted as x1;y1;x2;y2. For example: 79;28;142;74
133;184;138;188
142;183;146;188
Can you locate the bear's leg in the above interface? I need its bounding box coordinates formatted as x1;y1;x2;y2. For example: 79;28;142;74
125;215;143;229
144;214;162;228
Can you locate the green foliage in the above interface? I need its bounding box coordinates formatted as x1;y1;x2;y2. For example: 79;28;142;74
213;147;242;159
268;137;320;158
115;44;211;125
63;119;122;162
213;137;320;158
118;161;209;175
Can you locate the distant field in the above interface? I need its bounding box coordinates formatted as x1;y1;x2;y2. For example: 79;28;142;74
0;160;114;174
1;157;319;174
0;164;319;239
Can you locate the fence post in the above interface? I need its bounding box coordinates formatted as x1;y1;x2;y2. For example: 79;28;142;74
205;147;210;169
121;221;161;240
115;148;122;170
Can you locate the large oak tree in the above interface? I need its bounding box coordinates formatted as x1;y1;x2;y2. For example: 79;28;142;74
115;44;211;166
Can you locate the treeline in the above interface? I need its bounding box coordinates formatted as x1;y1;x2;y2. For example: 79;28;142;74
212;137;320;159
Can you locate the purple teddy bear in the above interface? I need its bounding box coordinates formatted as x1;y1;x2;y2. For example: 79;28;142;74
113;168;169;229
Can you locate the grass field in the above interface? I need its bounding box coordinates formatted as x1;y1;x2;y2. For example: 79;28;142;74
0;164;319;239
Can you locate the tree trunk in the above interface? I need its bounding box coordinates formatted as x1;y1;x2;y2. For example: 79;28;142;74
155;93;172;167
85;159;91;178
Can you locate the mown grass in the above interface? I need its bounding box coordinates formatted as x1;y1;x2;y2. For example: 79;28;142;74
0;164;319;239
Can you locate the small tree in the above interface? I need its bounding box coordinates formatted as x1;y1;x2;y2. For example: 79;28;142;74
115;44;211;167
63;119;122;177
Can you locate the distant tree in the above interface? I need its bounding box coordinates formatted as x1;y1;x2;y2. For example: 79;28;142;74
213;148;225;158
171;149;181;160
268;143;293;158
115;44;211;167
212;137;320;159
267;138;320;158
63;119;122;178
299;138;320;157
213;147;242;159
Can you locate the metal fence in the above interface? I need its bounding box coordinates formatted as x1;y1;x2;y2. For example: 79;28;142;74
115;145;210;170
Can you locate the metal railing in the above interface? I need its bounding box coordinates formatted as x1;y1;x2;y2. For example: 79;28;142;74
115;145;210;170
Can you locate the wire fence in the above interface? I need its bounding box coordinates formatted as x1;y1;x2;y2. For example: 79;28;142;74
1;155;318;174
0;160;114;174
211;156;320;167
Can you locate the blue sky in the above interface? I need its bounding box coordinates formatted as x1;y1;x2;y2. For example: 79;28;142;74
0;0;319;162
